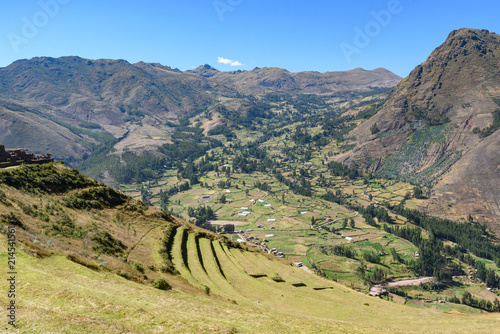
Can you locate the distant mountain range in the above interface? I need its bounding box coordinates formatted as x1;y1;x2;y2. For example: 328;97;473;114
187;65;400;94
0;56;400;159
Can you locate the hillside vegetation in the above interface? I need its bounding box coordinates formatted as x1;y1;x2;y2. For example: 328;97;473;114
1;163;500;333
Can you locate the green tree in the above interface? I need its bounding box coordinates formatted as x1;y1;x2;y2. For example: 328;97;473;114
349;218;355;229
356;263;366;279
413;186;424;199
372;267;386;283
370;123;380;135
218;194;226;204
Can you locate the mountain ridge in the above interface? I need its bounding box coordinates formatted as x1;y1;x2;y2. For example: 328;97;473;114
187;65;401;95
0;56;400;161
339;28;500;231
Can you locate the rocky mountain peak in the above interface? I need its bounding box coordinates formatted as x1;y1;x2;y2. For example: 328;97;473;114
186;64;220;78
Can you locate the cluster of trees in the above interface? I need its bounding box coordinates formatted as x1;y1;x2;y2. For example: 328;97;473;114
362;251;381;264
362;204;394;224
254;181;271;192
322;193;393;227
383;224;454;280
356;101;384;120
473;109;500;137
392;205;500;269
274;171;312;197
410;107;450;126
321;112;355;143
461;254;500;288
187;205;216;227
321;185;500;287
355;263;387;284
327;161;359;179
319;244;356;259
159;138;221;166
322;190;345;205
458;291;500;312
207;124;236;140
217;179;232;189
383;215;500;287
159;126;222;167
111;151;166;184
232;155;259;174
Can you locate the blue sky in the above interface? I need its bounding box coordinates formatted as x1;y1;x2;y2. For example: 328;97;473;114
1;0;499;77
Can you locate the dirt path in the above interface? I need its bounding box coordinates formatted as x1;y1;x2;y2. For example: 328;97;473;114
210;220;248;226
315;212;359;229
370;276;434;296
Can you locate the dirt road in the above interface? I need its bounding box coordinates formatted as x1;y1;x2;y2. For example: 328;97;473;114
370;277;434;296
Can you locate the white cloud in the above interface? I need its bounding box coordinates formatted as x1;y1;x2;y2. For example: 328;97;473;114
217;57;244;66
217;57;232;65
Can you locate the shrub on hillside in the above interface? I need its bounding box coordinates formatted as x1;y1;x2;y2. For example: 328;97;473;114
0;189;9;206
0;163;98;194
152;278;172;291
133;263;144;273
67;254;99;271
123;199;148;213
91;231;127;256
62;187;127;210
0;213;25;229
44;213;86;239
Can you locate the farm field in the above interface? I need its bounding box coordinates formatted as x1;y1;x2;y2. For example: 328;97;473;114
114;102;500;313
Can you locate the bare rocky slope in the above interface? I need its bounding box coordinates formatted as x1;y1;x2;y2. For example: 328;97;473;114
339;28;500;231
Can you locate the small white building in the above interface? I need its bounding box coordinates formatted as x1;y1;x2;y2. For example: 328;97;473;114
300;211;307;215
264;204;272;207
240;207;248;210
258;199;265;203
265;234;275;238
267;219;276;222
345;237;354;242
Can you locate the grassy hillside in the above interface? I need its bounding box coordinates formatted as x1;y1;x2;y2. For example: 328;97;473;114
1;163;500;333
